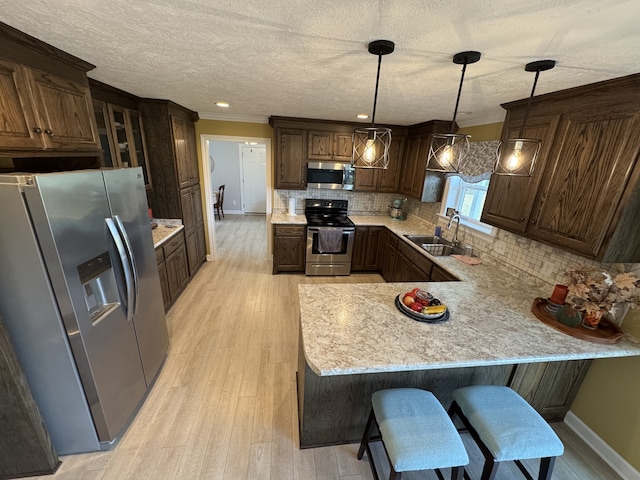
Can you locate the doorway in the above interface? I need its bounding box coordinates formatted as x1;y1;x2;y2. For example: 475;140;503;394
200;134;272;261
241;145;267;214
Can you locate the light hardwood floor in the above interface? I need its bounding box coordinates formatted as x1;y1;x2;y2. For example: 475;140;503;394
34;214;622;480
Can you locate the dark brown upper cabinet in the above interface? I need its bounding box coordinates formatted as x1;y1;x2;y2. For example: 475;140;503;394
308;130;352;161
0;22;99;156
354;136;406;192
398;120;451;202
89;79;153;189
140;100;205;277
482;74;640;262
275;127;307;189
481;114;560;233
270;116;409;193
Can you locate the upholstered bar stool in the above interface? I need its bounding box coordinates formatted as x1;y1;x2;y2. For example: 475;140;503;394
358;388;469;480
449;385;564;480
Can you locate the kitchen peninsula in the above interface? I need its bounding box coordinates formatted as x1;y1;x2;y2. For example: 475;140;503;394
289;215;640;448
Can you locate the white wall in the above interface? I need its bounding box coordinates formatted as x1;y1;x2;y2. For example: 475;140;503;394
209;141;242;213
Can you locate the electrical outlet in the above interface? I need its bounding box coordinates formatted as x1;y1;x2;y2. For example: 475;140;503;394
541;260;555;278
232;200;236;205
493;240;506;255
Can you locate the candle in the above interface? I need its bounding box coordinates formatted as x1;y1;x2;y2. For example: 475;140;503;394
549;284;569;305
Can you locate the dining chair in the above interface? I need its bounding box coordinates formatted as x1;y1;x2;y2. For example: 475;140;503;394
214;185;225;220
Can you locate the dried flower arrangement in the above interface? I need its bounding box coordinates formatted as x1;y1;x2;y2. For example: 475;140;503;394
564;265;640;316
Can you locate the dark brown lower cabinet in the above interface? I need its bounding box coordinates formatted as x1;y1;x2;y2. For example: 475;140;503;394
379;228;394;281
157;258;170;310
155;232;189;311
180;184;206;277
1;316;60;478
273;225;306;273
391;240;433;281
270;223;460;282
351;226;384;272
509;359;592;421
430;264;460;282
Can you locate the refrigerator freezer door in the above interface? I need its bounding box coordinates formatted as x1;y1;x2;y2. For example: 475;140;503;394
103;168;169;385
0;185;101;454
26;170;147;444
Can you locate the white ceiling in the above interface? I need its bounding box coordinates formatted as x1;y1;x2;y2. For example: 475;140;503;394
4;0;640;127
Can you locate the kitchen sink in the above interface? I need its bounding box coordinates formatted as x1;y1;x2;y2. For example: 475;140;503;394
403;235;468;256
403;235;450;246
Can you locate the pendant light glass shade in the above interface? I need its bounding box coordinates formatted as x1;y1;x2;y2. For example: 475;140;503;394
352;40;394;169
427;133;470;172
494;138;541;176
352;127;392;168
494;59;556;176
426;51;481;173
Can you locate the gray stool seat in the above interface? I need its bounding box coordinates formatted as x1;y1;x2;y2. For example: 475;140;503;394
358;388;469;480
450;385;564;480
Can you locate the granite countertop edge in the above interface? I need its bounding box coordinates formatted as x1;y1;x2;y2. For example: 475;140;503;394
152;219;184;248
283;214;640;377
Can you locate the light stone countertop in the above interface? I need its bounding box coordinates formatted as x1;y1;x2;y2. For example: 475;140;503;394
271;213;308;225
151;220;184;249
282;213;640;376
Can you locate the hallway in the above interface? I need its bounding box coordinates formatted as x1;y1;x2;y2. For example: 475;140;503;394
36;215;622;479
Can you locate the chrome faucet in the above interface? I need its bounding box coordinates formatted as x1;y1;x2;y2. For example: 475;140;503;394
447;209;461;246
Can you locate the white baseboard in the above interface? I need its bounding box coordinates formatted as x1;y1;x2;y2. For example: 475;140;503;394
215;209;243;216
565;410;640;480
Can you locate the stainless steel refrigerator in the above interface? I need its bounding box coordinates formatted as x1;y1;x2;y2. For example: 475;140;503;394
0;168;169;455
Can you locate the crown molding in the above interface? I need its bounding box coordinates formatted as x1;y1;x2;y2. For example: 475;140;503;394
198;112;269;124
457;111;506;128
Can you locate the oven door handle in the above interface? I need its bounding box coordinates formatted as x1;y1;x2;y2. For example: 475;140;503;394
307;226;355;232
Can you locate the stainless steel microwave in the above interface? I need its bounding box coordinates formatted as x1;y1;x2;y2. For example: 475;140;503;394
306;161;354;190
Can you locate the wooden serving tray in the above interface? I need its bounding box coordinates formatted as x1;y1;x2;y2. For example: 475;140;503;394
531;298;624;344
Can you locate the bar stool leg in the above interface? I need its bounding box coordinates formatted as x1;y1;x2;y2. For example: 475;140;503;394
357;410;375;460
539;457;555;480
451;466;464;480
480;459;499;480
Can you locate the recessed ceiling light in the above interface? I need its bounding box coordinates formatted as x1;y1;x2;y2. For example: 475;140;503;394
356;113;369;119
216;102;230;108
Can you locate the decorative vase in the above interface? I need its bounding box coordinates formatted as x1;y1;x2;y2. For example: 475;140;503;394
556;305;582;328
581;310;604;330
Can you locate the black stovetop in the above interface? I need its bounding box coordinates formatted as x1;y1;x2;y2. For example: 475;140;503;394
304;199;355;228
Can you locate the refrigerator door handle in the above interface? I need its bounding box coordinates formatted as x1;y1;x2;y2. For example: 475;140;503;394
113;215;139;315
105;217;134;322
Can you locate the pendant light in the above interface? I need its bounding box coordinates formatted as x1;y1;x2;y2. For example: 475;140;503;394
494;59;556;176
352;40;394;169
426;51;481;173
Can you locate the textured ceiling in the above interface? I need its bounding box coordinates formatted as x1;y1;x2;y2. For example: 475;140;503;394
3;0;640;126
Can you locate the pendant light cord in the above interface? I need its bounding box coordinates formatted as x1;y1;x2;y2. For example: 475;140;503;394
451;61;468;133
371;51;383;126
519;69;541;138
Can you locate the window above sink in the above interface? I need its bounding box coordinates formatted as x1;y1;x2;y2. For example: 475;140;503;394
439;176;496;236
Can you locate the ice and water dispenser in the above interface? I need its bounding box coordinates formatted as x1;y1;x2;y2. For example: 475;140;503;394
77;251;121;324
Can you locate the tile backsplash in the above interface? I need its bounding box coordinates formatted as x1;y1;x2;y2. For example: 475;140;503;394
274;189;637;287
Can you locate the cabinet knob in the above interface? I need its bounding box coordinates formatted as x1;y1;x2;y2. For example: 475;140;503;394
33;127;42;134
530;219;536;225
44;128;53;136
518;217;524;222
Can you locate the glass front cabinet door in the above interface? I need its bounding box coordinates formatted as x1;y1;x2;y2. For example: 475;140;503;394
103;104;152;189
93;100;117;167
